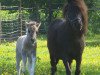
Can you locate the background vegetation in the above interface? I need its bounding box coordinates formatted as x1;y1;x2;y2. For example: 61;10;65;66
0;0;100;35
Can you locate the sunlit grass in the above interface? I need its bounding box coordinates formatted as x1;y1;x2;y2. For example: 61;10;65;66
0;34;100;75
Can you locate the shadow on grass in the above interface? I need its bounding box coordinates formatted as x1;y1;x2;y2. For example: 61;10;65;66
86;41;100;47
86;34;100;47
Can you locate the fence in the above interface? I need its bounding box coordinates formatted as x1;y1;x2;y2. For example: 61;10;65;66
1;20;26;41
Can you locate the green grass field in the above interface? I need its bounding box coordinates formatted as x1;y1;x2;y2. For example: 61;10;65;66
0;34;100;75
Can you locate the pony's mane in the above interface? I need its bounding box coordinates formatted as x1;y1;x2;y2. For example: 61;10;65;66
63;0;88;33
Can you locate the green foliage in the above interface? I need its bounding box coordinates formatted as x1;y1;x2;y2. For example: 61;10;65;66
88;10;100;35
0;0;100;34
0;0;19;6
0;0;99;8
1;10;30;20
85;0;100;8
0;34;100;75
1;11;18;20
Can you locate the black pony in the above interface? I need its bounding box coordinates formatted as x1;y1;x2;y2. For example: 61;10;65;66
47;0;88;75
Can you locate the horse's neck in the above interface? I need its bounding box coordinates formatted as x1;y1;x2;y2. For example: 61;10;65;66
25;34;31;43
26;34;37;45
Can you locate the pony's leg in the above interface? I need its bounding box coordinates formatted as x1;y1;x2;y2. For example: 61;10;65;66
28;54;36;75
63;60;71;75
50;57;59;75
22;51;27;74
75;57;82;75
68;59;72;69
16;50;21;75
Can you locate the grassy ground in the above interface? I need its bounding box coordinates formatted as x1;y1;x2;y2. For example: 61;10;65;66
0;34;100;75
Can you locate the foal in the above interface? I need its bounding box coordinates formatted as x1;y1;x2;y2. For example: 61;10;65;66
16;21;41;75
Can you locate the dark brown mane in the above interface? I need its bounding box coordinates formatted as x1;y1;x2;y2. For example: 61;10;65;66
63;0;88;33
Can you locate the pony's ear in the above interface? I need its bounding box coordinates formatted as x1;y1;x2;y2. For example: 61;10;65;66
36;22;41;29
26;22;29;27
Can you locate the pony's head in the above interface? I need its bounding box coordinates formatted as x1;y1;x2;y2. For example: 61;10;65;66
26;21;41;40
63;0;88;33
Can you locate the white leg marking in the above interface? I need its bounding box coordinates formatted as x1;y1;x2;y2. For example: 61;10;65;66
28;55;36;75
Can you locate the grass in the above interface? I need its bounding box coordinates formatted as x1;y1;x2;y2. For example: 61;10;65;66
0;34;100;75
